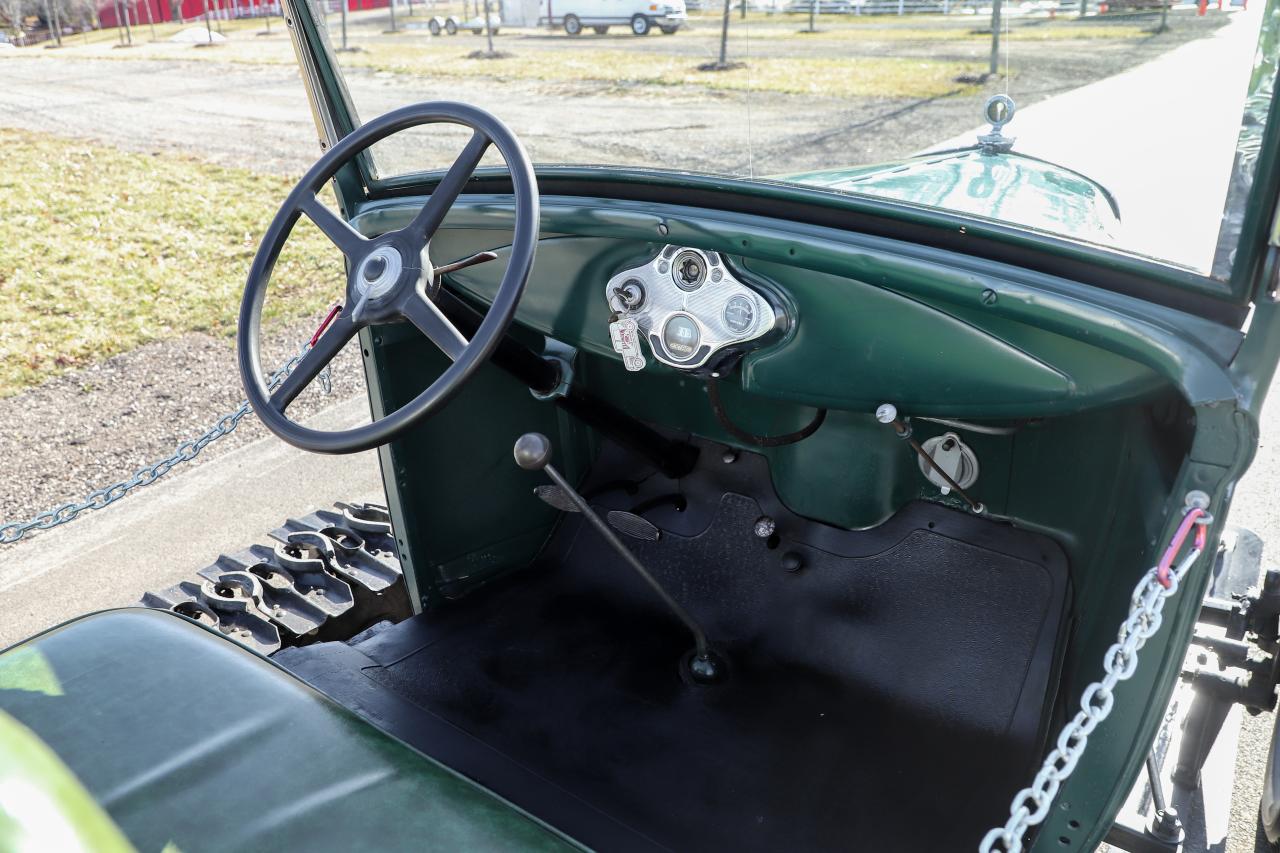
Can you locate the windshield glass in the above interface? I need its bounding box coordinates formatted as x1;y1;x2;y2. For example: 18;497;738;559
307;0;1273;280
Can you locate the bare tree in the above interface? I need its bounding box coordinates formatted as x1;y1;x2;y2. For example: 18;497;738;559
717;0;729;67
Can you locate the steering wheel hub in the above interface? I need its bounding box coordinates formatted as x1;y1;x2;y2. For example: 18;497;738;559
357;245;403;299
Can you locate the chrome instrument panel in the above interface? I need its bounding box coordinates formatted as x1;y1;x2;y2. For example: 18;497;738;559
604;246;779;371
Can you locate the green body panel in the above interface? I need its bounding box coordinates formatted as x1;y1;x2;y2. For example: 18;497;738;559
0;609;580;853
354;197;1241;414
786;148;1121;248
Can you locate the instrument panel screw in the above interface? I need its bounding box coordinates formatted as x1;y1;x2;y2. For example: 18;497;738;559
657;223;669;236
980;289;998;305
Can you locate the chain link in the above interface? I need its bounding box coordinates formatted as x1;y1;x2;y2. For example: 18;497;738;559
978;505;1212;853
0;345;314;546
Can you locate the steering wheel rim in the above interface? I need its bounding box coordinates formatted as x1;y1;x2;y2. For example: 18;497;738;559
237;101;538;454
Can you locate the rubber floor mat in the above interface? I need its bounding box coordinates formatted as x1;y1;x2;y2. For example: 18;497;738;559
358;485;1067;852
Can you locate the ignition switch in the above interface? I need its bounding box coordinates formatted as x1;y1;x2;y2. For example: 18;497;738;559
610;279;646;313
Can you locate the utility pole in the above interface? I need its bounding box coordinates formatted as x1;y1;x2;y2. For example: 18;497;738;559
388;0;398;31
340;0;349;48
988;0;1002;77
483;0;493;53
807;0;815;31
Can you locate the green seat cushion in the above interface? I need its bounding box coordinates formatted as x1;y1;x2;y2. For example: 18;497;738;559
0;608;577;853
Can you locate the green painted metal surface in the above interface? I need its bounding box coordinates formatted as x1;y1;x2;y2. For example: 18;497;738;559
786;148;1121;248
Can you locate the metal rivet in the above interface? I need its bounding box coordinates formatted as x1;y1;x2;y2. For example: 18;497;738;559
658;223;669;236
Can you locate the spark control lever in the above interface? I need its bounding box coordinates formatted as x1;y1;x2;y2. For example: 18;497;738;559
513;433;726;685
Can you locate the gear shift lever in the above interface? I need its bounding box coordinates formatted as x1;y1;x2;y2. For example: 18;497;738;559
514;433;726;685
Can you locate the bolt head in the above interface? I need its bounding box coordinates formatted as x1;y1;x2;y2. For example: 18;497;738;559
875;403;898;424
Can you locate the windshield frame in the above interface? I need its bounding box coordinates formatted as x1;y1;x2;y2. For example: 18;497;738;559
280;0;1280;323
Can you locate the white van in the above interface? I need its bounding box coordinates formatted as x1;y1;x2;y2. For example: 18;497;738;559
539;0;687;35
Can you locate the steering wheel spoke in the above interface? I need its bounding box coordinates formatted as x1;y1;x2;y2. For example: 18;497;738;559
269;311;359;412
299;194;367;259
404;131;491;244
402;291;469;361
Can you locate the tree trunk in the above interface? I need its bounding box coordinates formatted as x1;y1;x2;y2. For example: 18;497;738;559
483;0;494;53
807;0;814;31
141;0;155;40
51;0;63;44
717;0;729;67
987;0;1002;77
388;0;397;31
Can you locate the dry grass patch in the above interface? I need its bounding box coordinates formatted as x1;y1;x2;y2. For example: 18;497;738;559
0;129;343;395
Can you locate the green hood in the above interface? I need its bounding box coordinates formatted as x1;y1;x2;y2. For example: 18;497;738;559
786;147;1122;245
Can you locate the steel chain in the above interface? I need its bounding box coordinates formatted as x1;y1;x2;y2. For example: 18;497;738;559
0;345;315;545
978;505;1212;853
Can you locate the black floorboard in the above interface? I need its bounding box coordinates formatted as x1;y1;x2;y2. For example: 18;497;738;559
283;442;1069;852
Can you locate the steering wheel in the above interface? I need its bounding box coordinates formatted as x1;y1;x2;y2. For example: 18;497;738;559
237;102;538;454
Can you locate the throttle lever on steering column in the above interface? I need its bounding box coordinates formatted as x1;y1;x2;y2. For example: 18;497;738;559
513;432;727;685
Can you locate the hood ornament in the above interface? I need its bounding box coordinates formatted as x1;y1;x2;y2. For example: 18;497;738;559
977;95;1016;156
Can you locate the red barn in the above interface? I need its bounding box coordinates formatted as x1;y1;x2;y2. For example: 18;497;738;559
97;0;389;29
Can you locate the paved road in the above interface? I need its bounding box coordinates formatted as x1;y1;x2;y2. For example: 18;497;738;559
0;396;384;649
932;6;1262;275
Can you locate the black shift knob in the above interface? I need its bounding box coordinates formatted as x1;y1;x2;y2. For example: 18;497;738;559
514;433;552;471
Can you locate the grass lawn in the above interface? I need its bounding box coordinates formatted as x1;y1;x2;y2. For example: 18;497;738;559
0;129;343;396
9;33;985;99
3;7;1165;100
349;45;983;98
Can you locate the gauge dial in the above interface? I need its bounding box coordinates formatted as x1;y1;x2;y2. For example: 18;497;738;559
662;314;701;361
723;295;756;336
